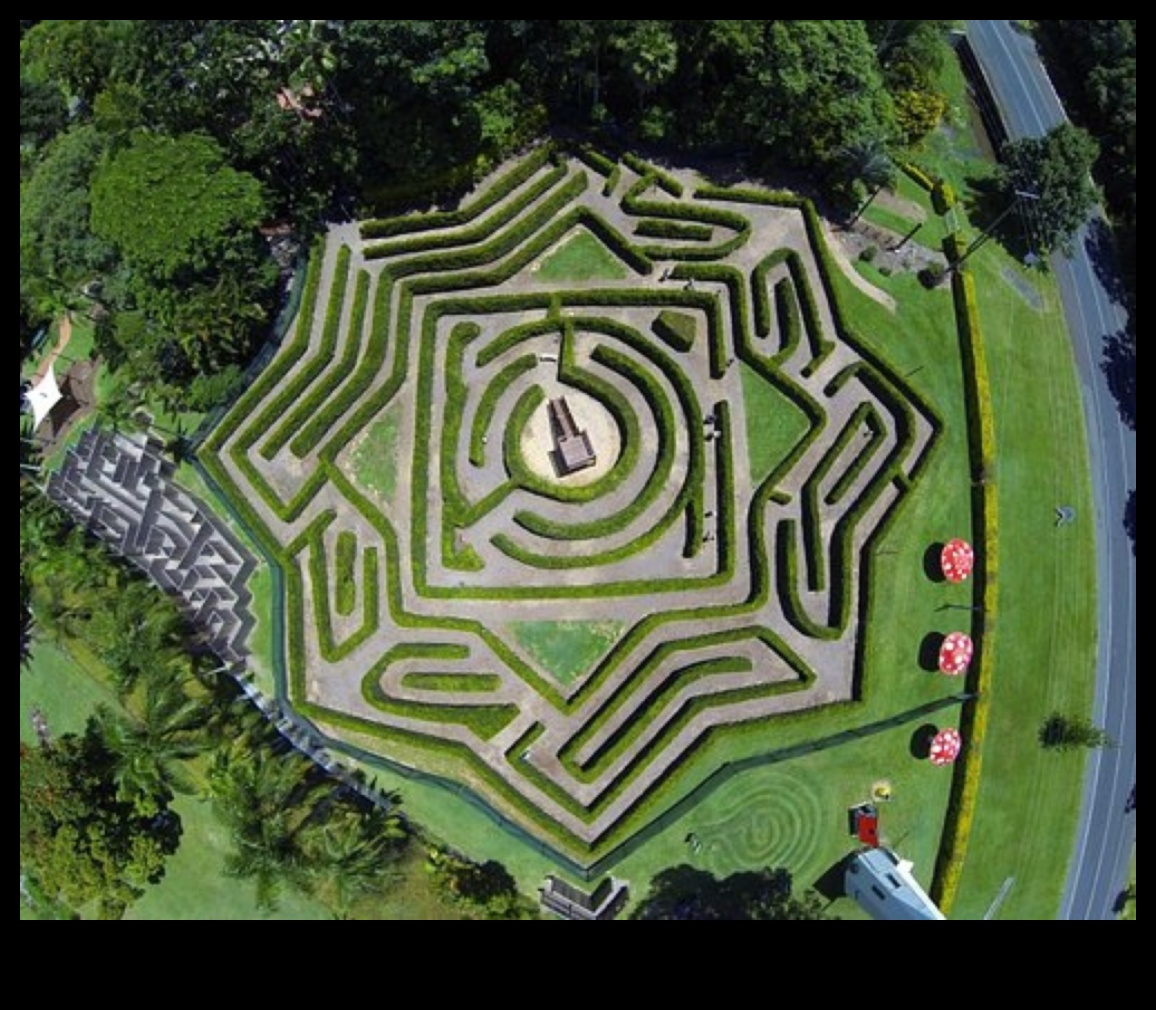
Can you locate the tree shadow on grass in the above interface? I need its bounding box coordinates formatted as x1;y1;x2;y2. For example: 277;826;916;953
910;724;939;761
924;543;947;583
920;633;947;673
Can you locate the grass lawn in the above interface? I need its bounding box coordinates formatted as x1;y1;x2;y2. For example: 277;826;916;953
536;227;631;283
352;405;403;505
20;635;469;920
508;620;628;685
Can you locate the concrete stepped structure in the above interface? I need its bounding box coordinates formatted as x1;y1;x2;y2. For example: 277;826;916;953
47;428;257;667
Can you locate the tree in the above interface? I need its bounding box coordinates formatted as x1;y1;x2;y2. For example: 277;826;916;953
91;131;270;287
20;726;182;919
209;738;328;911
758;22;895;172
20;74;68;155
612;21;679;117
835;136;898;220
334;20;492;181
90;131;278;388
93;672;210;816
302;800;409;918
20;20;137;107
20;569;36;669
631;865;838;920
1000;123;1101;256
425;846;539;920
85;576;189;696
1039;712;1113;753
20;125;117;313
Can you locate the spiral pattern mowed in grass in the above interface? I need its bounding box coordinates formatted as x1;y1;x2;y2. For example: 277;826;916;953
692;767;828;878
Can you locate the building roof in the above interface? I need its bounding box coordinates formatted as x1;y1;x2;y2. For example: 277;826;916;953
540;875;628;921
845;848;946;921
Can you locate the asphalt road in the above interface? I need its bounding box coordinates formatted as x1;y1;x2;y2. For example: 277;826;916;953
965;20;1137;921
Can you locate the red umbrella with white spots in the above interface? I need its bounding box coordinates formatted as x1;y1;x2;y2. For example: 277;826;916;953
929;728;963;766
939;632;975;676
941;540;975;583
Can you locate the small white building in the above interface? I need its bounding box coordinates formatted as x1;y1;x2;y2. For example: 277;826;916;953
845;848;947;921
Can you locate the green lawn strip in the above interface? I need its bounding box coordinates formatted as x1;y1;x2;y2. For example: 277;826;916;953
125;793;332;921
860;201;929;248
20;639;120;744
824;177;1095;920
940;246;1097;921
507;620;628;686
334;530;359;618
535;226;631;282
351;404;402;504
20;639;330;921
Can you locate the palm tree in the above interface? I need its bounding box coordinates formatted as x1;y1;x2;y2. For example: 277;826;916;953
210;742;326;911
303;801;408;916
837;137;897;224
93;673;209;816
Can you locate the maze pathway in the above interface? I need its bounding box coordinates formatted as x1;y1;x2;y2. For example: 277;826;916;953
201;147;938;860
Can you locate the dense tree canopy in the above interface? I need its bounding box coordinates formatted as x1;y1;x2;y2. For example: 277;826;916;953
91;132;269;285
20;727;182;919
90;131;278;390
1035;20;1135;316
20;124;115;312
1000;123;1101;257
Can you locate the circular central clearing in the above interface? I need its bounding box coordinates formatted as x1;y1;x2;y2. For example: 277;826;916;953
520;388;622;488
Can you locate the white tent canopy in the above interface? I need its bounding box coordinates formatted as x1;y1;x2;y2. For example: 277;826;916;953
26;365;64;430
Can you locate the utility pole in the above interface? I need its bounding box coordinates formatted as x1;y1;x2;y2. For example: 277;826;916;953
948;190;1040;275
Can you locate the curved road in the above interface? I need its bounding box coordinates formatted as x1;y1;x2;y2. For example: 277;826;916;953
966;21;1137;920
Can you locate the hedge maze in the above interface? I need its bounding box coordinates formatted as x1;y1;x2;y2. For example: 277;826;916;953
203;146;939;862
